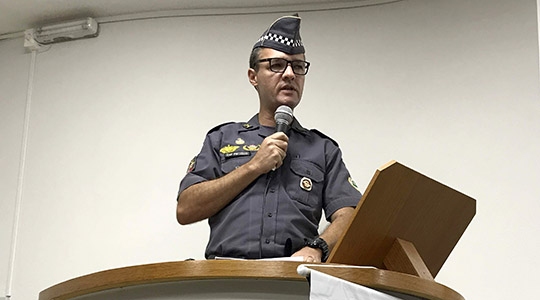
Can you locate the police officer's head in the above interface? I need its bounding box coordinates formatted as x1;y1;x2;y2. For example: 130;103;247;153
248;15;310;112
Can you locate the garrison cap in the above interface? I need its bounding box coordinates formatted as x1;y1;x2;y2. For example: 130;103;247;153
252;14;305;54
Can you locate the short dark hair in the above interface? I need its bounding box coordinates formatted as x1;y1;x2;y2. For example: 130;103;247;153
249;47;263;70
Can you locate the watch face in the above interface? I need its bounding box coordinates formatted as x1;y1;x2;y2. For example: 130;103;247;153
306;239;318;247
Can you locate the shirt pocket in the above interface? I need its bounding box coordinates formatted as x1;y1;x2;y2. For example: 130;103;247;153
220;153;252;174
286;159;324;206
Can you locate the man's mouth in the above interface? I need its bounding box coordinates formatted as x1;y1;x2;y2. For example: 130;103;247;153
281;85;296;92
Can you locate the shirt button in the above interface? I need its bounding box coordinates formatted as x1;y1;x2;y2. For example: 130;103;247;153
265;239;270;244
269;189;275;193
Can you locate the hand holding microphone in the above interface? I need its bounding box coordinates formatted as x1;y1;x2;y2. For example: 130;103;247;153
250;105;293;173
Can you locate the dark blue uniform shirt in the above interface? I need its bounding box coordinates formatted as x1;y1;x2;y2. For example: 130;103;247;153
178;115;361;259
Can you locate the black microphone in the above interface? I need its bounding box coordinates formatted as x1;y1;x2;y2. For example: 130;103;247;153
284;238;292;257
274;105;293;133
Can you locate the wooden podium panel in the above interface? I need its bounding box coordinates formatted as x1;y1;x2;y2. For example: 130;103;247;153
39;260;464;300
327;161;476;278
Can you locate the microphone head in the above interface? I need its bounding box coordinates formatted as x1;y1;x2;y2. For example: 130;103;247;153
274;105;294;127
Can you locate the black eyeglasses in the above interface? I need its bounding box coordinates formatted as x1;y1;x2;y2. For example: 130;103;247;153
257;57;311;75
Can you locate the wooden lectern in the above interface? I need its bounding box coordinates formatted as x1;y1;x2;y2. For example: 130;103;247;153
307;160;476;299
39;160;475;300
328;160;476;278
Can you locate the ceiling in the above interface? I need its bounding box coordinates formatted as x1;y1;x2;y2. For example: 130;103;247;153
0;0;400;39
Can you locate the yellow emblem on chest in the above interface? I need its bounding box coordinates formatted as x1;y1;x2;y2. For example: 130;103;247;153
220;145;240;154
243;144;260;151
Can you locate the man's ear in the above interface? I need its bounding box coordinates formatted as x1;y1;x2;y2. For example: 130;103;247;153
248;68;258;89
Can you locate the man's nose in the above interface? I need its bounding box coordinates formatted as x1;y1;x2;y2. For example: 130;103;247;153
282;64;296;79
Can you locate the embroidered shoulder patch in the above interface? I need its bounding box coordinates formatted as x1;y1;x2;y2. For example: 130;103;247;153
187;157;196;173
348;176;361;192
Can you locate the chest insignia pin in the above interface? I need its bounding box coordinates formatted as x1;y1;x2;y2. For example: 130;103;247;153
300;177;313;192
243;144;260;151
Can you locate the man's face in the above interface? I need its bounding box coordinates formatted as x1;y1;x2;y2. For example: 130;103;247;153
248;48;306;112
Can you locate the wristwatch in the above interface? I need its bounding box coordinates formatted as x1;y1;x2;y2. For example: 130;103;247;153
305;237;329;262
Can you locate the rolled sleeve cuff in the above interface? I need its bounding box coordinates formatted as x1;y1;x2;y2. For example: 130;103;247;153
324;196;360;222
177;173;208;197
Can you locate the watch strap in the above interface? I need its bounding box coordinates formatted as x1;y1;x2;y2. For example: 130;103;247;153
305;237;329;262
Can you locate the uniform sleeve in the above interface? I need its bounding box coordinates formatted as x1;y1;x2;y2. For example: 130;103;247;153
178;131;223;196
322;144;362;221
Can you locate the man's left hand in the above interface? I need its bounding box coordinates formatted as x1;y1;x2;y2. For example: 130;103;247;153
291;246;322;263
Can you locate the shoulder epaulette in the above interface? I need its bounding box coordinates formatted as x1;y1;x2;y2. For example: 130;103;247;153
207;121;236;134
311;129;339;147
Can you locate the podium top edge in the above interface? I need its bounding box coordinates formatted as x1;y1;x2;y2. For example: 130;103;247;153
378;160;399;171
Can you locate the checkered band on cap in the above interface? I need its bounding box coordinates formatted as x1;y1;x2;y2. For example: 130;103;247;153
257;33;304;48
252;15;305;54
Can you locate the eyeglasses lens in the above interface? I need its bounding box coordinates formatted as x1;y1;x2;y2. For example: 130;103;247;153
269;58;308;75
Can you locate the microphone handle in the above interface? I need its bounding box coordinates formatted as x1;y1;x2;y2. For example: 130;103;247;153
284;238;292;256
276;122;289;133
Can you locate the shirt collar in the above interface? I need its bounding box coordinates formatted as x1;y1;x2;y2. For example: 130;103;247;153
241;114;308;135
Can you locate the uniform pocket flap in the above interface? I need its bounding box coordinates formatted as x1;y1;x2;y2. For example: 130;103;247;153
290;159;323;182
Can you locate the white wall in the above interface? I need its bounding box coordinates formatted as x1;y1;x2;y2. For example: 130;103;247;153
1;0;539;299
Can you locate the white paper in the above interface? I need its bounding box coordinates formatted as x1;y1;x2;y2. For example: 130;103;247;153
214;256;304;262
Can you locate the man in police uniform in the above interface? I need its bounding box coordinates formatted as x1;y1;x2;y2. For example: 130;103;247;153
176;15;362;263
